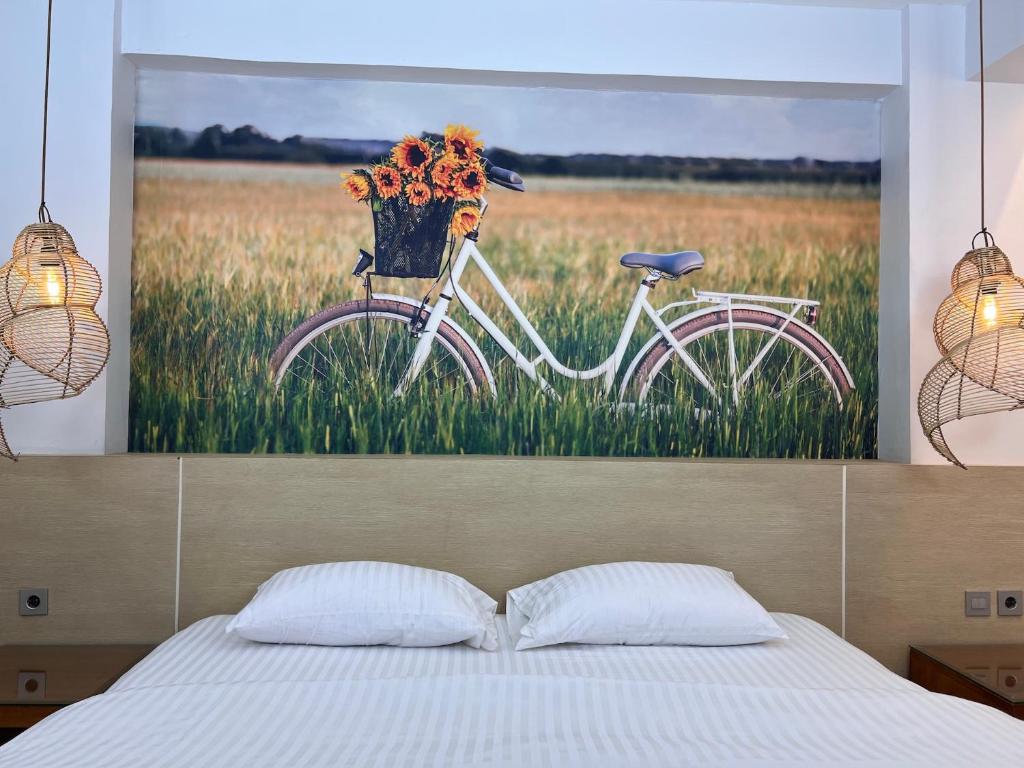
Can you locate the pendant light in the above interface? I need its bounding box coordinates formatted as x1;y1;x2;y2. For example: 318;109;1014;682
918;0;1024;468
0;0;110;460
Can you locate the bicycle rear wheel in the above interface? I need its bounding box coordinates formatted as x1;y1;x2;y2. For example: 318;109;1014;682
270;299;488;397
625;308;852;413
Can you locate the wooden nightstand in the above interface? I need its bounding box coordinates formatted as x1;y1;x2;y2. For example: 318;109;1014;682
0;644;154;742
909;644;1024;719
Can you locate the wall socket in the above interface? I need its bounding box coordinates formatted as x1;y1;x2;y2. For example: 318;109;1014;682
966;590;1024;617
18;588;48;616
17;671;46;701
997;590;1023;617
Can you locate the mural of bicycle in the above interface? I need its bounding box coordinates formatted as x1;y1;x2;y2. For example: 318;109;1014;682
271;166;854;416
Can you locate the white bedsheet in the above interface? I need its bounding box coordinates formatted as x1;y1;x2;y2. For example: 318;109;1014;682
2;613;1022;767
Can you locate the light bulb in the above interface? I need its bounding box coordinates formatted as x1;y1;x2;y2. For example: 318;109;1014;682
41;263;63;305
981;293;998;326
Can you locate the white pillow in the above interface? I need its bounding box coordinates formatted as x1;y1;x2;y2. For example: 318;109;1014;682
507;562;786;650
226;561;498;650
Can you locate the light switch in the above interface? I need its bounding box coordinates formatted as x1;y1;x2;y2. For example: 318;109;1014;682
965;666;992;683
965;591;991;617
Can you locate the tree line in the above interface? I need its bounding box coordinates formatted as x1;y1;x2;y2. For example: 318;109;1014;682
135;124;881;186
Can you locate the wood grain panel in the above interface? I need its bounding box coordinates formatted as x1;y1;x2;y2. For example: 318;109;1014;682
908;647;1024;719
846;464;1024;675
0;645;155;705
0;456;178;644
179;456;843;632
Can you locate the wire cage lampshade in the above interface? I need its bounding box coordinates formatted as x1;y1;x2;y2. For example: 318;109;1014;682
919;246;1024;468
0;223;109;405
0;0;110;460
932;246;1024;355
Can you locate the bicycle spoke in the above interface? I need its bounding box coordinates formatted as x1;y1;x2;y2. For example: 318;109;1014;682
641;324;837;417
339;319;358;366
285;366;314;387
278;312;477;404
769;346;797;395
374;321;393;381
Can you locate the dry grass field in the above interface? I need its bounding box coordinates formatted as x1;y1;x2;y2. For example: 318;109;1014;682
130;159;879;457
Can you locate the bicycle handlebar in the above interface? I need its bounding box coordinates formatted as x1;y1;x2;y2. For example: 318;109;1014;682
486;165;526;192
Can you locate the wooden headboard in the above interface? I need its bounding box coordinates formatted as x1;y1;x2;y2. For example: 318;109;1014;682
7;455;1024;676
178;457;843;631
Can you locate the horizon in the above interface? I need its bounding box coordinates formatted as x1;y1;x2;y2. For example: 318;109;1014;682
133;121;881;165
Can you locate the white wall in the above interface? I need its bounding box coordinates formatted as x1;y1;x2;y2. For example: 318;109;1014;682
965;0;1024;82
2;0;1023;465
0;0;131;455
902;4;1024;464
121;0;900;95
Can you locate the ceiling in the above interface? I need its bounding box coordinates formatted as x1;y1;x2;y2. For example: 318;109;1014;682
690;1;967;7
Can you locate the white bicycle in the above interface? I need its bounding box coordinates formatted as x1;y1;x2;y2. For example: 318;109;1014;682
271;166;854;412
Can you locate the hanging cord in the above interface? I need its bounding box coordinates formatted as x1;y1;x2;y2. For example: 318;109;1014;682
37;0;53;224
974;0;994;249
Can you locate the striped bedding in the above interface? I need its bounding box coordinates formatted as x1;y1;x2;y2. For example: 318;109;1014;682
2;613;1022;767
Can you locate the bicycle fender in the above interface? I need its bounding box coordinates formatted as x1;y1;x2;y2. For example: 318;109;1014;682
373;293;497;396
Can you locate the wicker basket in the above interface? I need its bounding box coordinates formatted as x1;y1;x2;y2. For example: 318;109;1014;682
371;196;455;278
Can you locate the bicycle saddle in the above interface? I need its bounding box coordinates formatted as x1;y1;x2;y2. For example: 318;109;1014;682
619;250;704;278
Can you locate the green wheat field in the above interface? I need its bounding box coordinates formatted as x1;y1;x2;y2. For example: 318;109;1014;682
130;159;879;458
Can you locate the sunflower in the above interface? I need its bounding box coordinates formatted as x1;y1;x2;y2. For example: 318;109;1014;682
430;156;459;188
444;124;483;163
372;165;402;199
341;171;371;202
453;164;487;200
450;204;481;237
391;136;433;178
405;181;432;206
434;185;453;200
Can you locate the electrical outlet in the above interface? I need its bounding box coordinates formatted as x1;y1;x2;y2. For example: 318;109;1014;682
997;590;1023;617
17;671;45;701
965;591;991;617
998;668;1023;694
18;588;48;616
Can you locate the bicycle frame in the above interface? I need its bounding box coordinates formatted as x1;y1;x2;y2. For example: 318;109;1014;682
396;223;832;404
398;235;716;399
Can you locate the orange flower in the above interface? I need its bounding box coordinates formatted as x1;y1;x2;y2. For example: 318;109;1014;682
341;171;371;202
405;181;432;206
430;156;459;199
451;205;481;237
372;165;402;199
453;164;487;200
430;156;459;188
444;124;483;163
391;136;432;178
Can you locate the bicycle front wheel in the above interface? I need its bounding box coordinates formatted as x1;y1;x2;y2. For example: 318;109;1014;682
624;308;852;413
270;299;488;397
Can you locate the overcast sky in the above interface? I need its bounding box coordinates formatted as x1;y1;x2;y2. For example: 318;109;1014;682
137;70;880;162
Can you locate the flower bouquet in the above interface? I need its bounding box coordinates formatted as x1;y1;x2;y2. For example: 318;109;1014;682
342;125;487;278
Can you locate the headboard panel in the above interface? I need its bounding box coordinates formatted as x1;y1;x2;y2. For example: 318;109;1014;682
179;456;843;631
9;455;1024;675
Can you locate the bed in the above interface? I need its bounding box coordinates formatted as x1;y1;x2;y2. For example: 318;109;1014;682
2;612;1022;767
